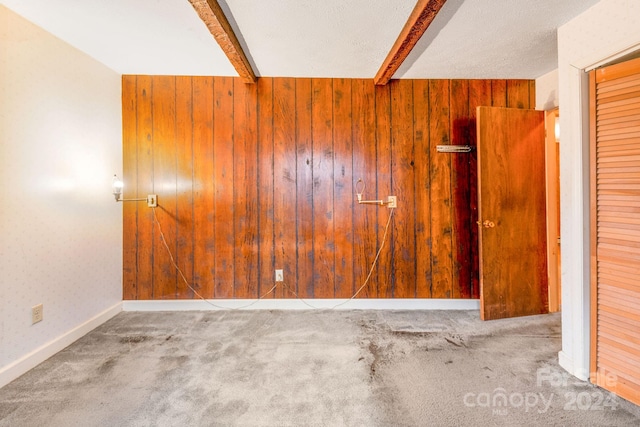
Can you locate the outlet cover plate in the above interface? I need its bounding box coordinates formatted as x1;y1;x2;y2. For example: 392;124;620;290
32;304;43;324
275;269;284;282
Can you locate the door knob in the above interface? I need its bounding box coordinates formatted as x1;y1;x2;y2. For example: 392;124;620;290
477;220;495;228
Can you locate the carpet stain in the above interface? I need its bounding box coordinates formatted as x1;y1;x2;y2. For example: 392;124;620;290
444;336;464;347
98;357;117;374
5;311;638;426
390;330;434;338
119;335;148;344
368;342;383;379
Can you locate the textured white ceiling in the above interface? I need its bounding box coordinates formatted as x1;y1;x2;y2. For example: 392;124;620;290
1;0;600;79
397;0;601;79
220;0;417;78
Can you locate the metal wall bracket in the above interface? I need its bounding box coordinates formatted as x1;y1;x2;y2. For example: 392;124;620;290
436;145;473;153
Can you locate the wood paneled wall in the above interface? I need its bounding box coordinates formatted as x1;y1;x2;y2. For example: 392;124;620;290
122;76;534;300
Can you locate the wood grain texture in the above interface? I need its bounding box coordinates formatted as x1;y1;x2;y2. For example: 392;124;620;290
476;107;548;320
491;80;507;108
333;79;354;298
450;79;470;298
192;77;215;299
468;80;493;299
507;80;531;109
428;80;453;298
374;0;448;85
135;76;154;300
233;80;259;298
311;79;335;298
122;76;533;300
175;76;194;299
213;77;235;298
413;80;431;298
122;76;138;300
390;80;416;297
257;78;275;298
352;80;378;297
375;84;393;298
273;78;297;298
295;78;314;299
187;0;256;83
151;76;178;299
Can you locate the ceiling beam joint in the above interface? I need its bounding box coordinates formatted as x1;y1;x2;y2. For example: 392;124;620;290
374;0;447;85
188;0;257;83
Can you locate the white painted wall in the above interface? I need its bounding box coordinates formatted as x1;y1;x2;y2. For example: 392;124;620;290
535;68;559;111
557;0;640;381
0;0;237;76
0;6;122;387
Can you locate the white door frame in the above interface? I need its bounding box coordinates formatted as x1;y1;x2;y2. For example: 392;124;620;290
558;6;640;380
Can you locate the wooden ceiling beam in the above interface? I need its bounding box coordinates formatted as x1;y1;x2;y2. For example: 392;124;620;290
188;0;257;83
374;0;447;85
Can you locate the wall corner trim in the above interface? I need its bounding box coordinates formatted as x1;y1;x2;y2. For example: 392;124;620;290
0;302;123;389
559;350;589;382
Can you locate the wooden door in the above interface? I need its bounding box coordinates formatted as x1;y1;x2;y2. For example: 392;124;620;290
476;107;549;320
589;56;640;406
545;109;561;313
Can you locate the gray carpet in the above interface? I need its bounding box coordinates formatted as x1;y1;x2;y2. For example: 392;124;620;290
1;310;639;426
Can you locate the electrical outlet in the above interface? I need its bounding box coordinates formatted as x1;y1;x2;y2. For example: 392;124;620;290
32;304;43;324
275;269;284;282
387;196;397;208
147;194;158;208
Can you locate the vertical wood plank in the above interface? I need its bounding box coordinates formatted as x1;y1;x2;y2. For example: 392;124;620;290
492;80;507;107
175;76;194;299
390;79;416;298
295;78;314;299
122;76;138;300
273;78;297;298
507;79;531;109
232;80;247;298
151;76;178;299
413;79;432;298
450;79;470;298
529;80;536;109
213;76;235;298
375;84;393;298
312;78;335;298
429;79;453;298
135;75;154;300
468;80;492;299
192;77;215;298
257;78;275;298
352;79;378;298
124;76;537;302
333;78;354;298
233;79;259;299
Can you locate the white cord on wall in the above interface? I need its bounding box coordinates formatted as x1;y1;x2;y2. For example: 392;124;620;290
151;206;394;310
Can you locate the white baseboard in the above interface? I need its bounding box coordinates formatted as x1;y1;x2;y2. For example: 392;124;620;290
558;350;589;382
0;302;122;389
558;350;573;374
122;298;480;311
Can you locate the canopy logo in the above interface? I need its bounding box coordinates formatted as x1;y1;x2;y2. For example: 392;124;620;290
462;367;620;416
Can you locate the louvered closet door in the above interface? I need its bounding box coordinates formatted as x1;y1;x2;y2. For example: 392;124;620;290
590;56;640;405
